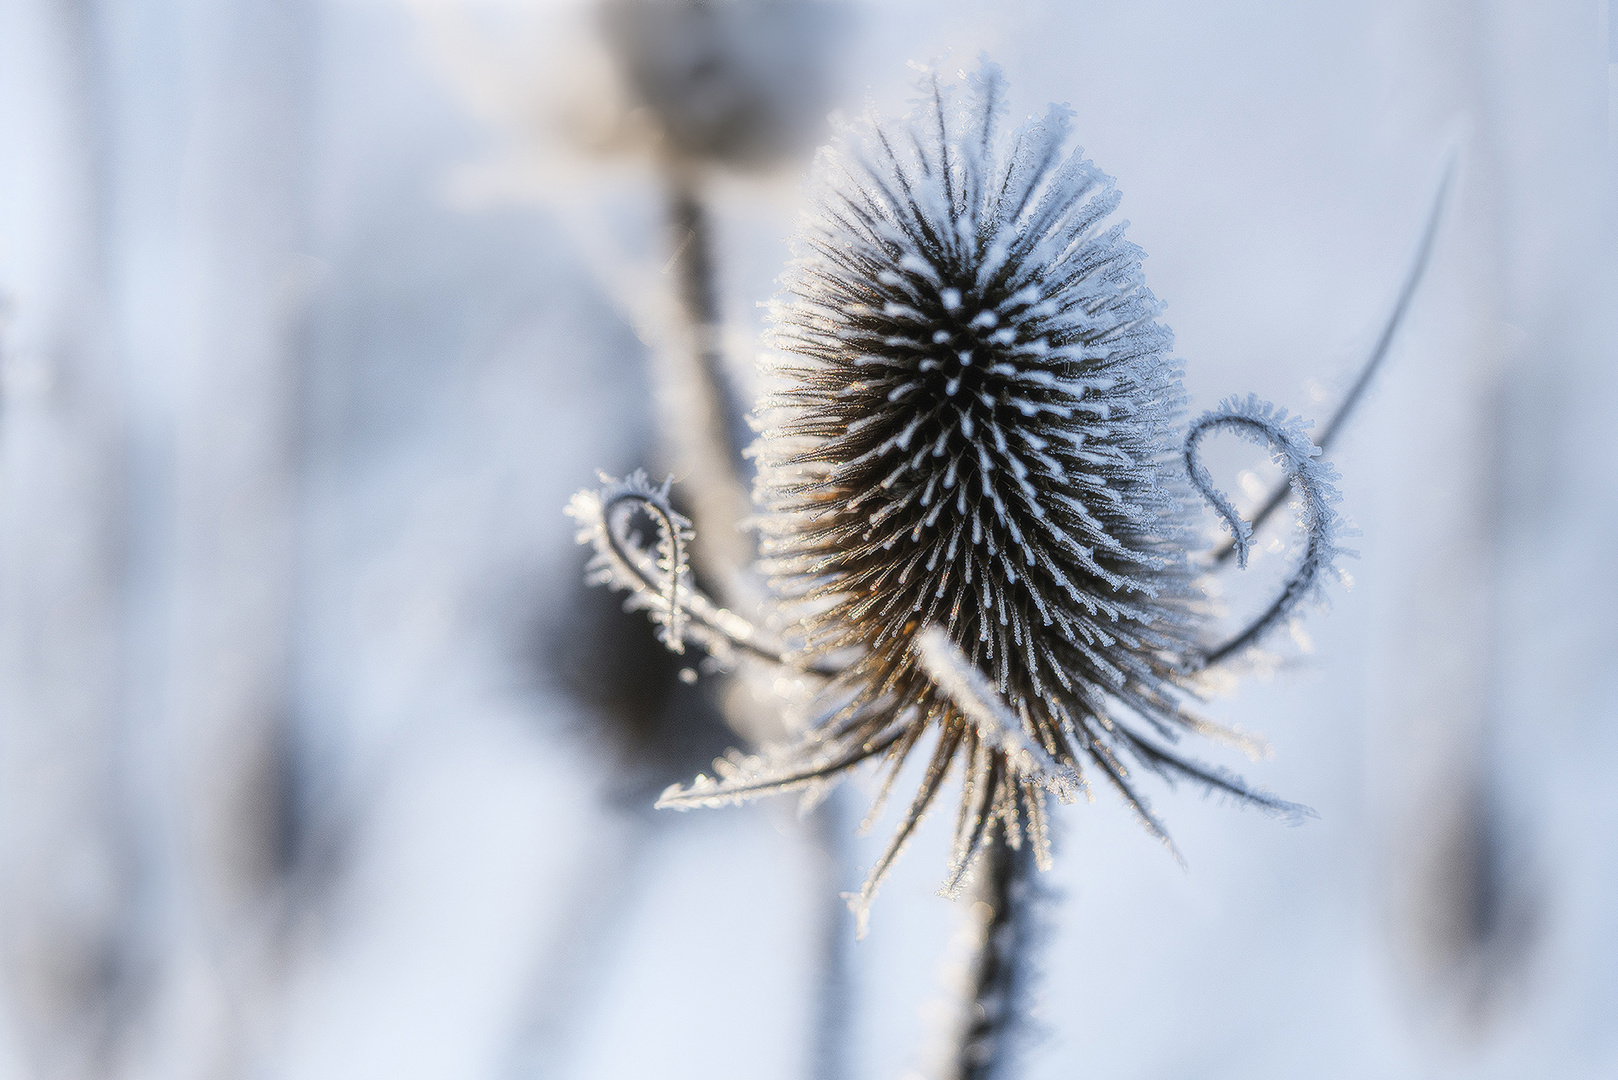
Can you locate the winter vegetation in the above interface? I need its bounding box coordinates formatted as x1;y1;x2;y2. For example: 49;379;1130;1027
581;63;1331;923
570;61;1349;1074
0;1;1614;1079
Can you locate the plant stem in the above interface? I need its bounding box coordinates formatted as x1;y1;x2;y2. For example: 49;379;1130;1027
952;826;1039;1080
657;165;860;1078
665;178;756;481
658;169;761;607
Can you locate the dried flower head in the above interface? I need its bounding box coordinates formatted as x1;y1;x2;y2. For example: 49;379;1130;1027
573;61;1344;933
598;0;853;167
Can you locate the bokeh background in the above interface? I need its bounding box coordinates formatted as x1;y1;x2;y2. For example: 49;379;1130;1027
1;1;1615;1078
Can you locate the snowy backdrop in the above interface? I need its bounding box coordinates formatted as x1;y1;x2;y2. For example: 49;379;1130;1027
0;1;1614;1078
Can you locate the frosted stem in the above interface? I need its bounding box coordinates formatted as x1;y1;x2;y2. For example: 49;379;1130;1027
949;822;1040;1080
667;175;757;484
601;487;691;647
657;169;764;612
664;172;857;1080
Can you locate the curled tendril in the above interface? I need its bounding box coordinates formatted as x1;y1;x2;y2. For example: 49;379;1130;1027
568;470;695;651
1184;395;1350;668
567;470;821;670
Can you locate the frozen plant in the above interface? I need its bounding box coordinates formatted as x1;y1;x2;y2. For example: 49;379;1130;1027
568;61;1348;935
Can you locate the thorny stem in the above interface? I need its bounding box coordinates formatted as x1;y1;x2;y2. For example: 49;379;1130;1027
952;823;1040;1080
1209;156;1453;566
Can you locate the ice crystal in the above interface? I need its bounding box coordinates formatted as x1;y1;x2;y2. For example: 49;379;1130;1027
576;61;1343;933
598;0;851;167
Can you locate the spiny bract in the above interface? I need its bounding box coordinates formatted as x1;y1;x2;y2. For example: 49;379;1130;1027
651;61;1315;932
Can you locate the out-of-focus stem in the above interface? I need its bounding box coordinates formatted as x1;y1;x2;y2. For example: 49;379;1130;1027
665;178;756;481
657;167;762;611
657;164;860;1078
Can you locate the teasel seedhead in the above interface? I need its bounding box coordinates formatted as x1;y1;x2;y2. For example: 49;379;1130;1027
579;60;1346;934
597;0;854;169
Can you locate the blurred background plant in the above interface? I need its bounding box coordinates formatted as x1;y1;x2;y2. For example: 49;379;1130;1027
0;1;1614;1079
